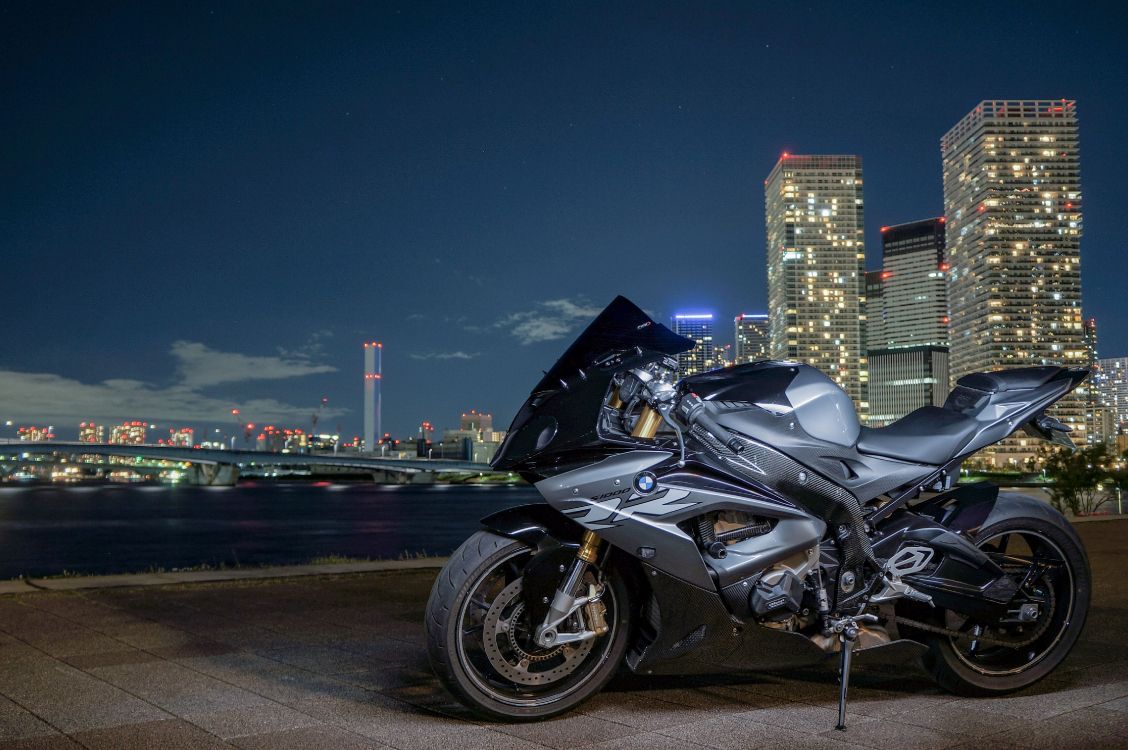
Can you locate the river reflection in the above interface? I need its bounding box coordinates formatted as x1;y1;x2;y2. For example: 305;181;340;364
0;482;539;578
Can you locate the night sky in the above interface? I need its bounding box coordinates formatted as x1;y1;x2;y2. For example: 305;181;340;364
2;2;1125;441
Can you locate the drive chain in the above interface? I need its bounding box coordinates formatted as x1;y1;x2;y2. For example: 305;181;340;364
893;615;1021;648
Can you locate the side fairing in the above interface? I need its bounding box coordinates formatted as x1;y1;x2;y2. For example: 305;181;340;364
534;450;824;591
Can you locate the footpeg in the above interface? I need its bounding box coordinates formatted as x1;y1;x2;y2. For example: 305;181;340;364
870;576;933;605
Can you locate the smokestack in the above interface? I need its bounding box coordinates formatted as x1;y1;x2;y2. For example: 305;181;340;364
363;342;382;452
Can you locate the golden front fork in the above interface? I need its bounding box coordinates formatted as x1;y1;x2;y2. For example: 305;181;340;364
631;405;662;439
577;529;602;563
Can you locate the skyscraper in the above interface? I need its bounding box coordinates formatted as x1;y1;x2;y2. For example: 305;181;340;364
865;218;951;425
671;314;715;376
734;314;770;365
877;219;948;349
765;154;866;407
363;341;382;452
942;100;1087;462
863;270;886;354
1096;356;1128;440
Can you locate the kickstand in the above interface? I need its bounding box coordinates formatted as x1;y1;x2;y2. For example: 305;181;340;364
835;623;858;731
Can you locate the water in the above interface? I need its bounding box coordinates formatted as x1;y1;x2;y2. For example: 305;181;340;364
0;482;540;579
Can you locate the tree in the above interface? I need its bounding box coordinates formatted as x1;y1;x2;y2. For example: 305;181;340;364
1043;444;1110;516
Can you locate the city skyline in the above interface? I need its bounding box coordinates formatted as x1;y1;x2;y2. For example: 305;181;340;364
3;4;1126;441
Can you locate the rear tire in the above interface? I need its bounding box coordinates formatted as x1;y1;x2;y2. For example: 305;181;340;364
425;530;632;721
922;514;1090;696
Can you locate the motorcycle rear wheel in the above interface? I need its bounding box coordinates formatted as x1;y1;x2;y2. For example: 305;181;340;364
921;514;1090;696
425;530;632;720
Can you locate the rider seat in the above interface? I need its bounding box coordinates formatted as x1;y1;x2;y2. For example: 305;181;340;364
855;406;979;466
855;366;1076;466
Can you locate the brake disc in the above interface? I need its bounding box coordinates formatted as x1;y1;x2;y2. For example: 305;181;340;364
481;579;594;686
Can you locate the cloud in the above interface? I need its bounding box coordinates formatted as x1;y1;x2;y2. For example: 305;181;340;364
275;329;333;360
497;299;604;345
408;351;481;361
0;341;342;427
172;340;336;388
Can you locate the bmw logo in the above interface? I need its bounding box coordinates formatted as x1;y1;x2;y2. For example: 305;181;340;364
633;471;657;494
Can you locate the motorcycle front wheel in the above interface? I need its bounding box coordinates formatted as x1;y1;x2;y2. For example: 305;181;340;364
425;530;632;721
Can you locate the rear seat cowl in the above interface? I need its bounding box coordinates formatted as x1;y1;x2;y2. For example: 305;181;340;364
955;366;1065;394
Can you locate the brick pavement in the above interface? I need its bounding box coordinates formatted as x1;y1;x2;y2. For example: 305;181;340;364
0;520;1126;749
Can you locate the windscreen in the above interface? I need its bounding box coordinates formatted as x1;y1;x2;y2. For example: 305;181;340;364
533;296;692;392
492;296;693;471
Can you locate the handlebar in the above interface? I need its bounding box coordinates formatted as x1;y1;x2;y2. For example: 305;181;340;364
677;393;744;454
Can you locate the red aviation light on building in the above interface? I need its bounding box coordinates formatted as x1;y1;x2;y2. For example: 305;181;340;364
938;216;946;223
880;226;889;232
941;316;950;325
231;409;240;416
880;271;892;279
939;263;950;271
978;204;986;213
246;423;255;430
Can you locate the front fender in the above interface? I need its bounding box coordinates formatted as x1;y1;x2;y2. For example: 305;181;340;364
481;503;587;627
480;502;587;547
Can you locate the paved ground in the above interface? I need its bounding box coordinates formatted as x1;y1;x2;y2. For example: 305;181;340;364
0;522;1126;750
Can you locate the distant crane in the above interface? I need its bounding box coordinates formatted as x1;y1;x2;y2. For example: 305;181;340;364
311;396;328;433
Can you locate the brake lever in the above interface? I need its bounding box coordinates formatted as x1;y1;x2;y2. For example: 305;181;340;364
659;405;687;467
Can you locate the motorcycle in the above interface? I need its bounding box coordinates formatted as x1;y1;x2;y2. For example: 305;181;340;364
426;296;1091;729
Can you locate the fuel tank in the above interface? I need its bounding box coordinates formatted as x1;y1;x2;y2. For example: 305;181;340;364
681;361;861;449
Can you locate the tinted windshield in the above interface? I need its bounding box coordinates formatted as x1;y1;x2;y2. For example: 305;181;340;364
492;296;692;471
534;296;692;392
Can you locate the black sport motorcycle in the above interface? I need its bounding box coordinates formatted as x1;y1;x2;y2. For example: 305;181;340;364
426;296;1090;729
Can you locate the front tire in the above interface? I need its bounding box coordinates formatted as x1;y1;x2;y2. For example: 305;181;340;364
922;513;1090;696
425;531;632;721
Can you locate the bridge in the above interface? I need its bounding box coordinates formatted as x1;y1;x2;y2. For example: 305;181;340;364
0;441;495;486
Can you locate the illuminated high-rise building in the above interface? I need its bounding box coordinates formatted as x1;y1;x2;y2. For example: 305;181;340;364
78;422;104;443
765;154;866;407
942;100;1087;462
866;218;951;425
734;314;770;365
109;421;147;445
671;314;715;376
863;270;886;354
1096;356;1128;440
877;218;948;349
